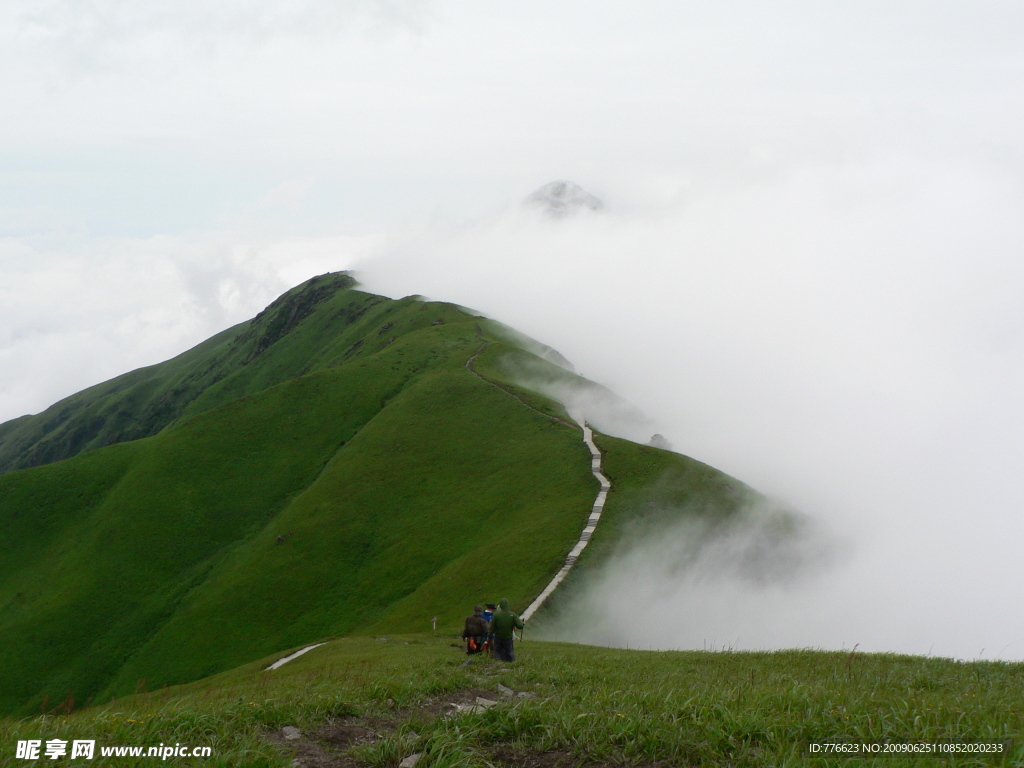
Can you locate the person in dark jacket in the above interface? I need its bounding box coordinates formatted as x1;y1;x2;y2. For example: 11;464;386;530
489;597;524;661
462;605;489;654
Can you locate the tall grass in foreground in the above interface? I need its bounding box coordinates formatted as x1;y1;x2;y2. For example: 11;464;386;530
1;635;1020;767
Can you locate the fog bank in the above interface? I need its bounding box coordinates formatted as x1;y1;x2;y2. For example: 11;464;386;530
533;502;848;652
357;153;1024;660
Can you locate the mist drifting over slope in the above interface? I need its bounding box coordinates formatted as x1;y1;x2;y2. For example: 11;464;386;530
533;502;845;652
357;158;1024;659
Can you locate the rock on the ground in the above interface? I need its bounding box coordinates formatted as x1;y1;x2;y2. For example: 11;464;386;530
446;697;502;716
399;754;423;768
497;683;514;698
282;726;301;740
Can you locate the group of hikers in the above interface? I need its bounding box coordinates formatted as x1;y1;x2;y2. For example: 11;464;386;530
461;598;525;661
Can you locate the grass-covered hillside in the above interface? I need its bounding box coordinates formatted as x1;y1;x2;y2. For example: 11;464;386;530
0;273;459;475
0;273;752;719
2;633;1019;767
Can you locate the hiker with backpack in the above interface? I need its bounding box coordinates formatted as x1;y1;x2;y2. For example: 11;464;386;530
461;605;489;655
489;598;524;662
481;603;497;656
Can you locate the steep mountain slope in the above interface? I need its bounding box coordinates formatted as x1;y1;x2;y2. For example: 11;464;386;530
0;273;749;717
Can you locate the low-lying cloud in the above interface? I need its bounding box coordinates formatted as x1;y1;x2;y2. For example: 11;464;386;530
357;151;1024;660
534;502;845;652
491;347;659;444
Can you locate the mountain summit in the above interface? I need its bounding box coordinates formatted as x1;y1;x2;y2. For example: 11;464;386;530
524;180;604;217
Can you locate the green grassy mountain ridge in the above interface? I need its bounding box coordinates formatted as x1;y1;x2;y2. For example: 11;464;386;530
0;272;463;476
0;273;749;718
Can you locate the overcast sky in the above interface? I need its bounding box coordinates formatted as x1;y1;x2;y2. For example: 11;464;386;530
2;1;1023;658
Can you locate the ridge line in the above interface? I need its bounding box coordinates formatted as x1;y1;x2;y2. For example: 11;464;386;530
465;342;577;430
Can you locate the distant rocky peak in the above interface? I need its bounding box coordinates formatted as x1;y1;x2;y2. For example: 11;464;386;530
647;434;673;451
524;180;604;217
